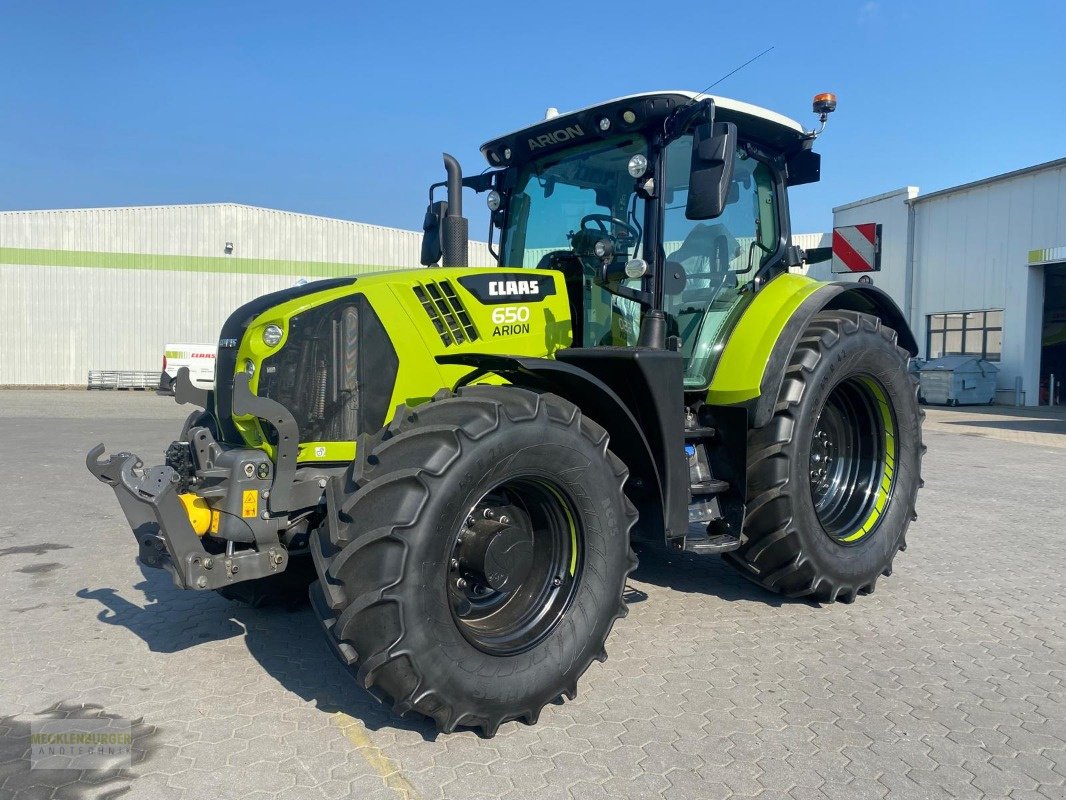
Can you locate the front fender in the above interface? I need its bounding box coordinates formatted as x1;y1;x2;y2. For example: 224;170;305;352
438;352;674;542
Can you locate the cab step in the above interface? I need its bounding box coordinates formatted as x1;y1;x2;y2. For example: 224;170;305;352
690;478;729;496
684;426;718;440
683;531;742;554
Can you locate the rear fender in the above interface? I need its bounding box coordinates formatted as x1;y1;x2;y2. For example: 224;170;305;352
705;275;917;429
750;283;917;428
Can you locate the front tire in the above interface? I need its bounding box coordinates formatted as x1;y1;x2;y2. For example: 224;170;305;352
309;386;637;736
215;553;315;607
725;311;924;602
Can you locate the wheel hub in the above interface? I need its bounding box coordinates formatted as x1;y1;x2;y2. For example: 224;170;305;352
446;478;582;656
809;427;837;496
457;507;534;592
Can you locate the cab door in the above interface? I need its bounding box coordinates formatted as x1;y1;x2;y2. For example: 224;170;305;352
659;135;781;389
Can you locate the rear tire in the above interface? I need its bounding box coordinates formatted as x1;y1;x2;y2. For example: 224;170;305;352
724;311;924;603
309;386;637;736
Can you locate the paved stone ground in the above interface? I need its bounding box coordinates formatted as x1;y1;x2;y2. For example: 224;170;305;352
923;404;1066;450
1;391;1063;800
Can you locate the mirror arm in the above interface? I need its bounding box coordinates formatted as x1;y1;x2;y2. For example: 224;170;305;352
486;213;500;264
599;278;653;308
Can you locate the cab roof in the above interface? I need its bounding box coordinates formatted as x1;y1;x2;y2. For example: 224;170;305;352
480;91;810;167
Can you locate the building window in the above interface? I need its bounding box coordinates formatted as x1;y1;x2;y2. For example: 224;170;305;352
927;310;1003;362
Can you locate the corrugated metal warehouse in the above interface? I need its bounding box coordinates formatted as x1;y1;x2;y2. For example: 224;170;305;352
0;204;491;386
822;158;1066;406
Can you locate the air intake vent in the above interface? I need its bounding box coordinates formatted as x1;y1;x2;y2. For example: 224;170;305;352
413;280;479;346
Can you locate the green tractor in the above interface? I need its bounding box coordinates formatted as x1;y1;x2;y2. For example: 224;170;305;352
89;91;923;737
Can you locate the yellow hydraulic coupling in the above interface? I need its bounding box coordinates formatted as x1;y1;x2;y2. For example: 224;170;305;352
178;493;220;536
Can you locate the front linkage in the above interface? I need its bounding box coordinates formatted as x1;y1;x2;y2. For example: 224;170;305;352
87;368;317;591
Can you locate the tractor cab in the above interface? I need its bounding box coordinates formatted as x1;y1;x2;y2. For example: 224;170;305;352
423;91;825;389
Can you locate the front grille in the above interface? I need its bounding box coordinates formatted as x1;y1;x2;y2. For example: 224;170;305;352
257;300;361;444
256;294;399;445
413;280;478;346
213;277;358;444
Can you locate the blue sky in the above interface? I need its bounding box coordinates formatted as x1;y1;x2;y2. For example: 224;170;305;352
2;1;1064;236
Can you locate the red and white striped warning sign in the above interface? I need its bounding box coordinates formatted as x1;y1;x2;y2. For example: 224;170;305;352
832;223;882;273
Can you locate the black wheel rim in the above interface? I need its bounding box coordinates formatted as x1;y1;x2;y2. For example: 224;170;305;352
447;477;581;656
809;375;897;544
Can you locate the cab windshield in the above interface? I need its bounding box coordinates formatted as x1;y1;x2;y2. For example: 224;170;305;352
502;135;648;348
502;134;648;269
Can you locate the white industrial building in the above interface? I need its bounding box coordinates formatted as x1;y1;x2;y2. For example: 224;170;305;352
814;158;1066;406
0;204;491;386
0;202;833;389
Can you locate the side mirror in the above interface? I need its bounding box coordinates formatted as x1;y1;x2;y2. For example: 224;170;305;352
420;200;447;266
686;121;737;221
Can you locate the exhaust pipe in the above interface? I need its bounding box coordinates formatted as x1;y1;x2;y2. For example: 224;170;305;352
441;153;469;267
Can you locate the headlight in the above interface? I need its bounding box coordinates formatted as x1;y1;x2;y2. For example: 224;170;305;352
486;190;501;211
593;239;613;259
263;324;283;347
628;154;648;178
625;259;648;279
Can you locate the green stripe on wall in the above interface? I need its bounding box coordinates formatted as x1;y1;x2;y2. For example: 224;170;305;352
0;246;406;277
1029;246;1066;265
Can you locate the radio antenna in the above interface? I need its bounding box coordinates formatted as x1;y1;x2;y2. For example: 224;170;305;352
688;46;775;104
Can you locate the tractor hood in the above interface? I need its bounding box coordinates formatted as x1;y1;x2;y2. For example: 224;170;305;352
213;268;573;464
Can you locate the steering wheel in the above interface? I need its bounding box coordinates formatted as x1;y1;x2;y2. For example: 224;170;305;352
579;214;639;242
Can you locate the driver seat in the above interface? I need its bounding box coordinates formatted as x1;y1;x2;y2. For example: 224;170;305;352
664;223;739;367
666;223;738;296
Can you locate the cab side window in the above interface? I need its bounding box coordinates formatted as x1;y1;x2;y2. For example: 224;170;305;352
662;139;778;280
661;136;780;389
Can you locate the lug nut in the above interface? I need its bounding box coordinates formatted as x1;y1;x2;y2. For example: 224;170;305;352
450;559;459;570
483;508;495;519
552;576;563;587
499;515;510;525
456;578;468;590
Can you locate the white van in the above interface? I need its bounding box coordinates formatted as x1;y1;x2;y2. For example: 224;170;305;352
160;343;217;393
